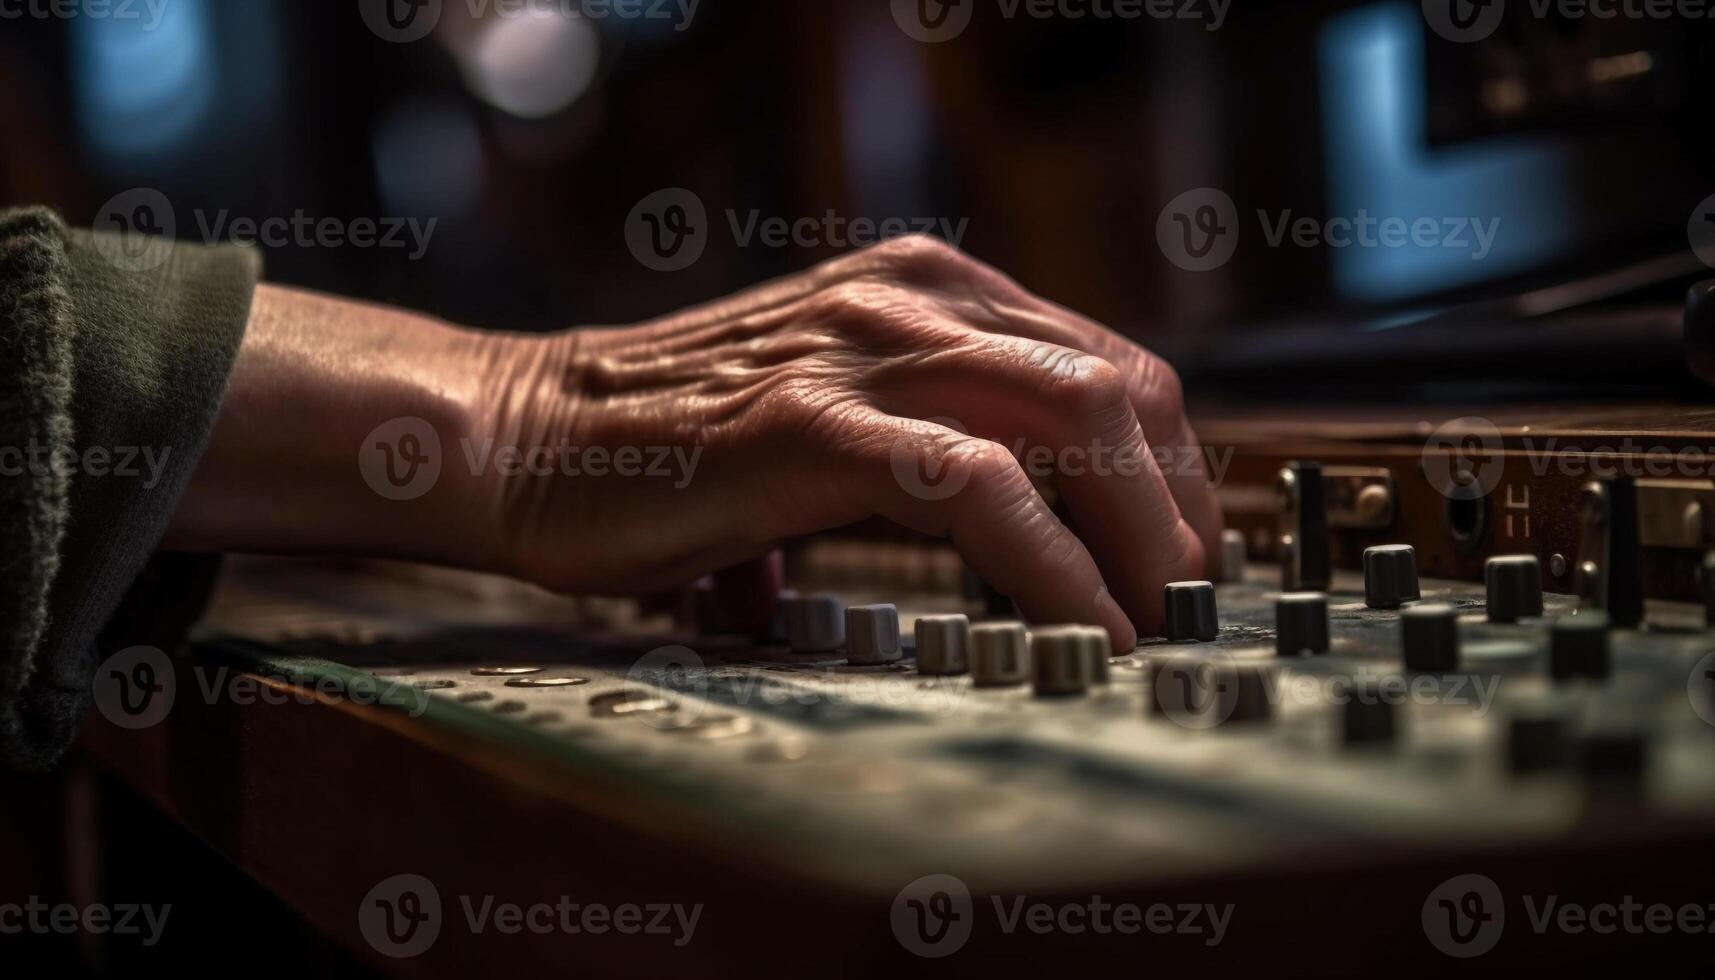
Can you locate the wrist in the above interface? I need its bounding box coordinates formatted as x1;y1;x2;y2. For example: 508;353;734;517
166;284;537;574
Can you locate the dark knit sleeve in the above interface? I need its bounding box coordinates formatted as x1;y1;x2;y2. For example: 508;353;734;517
0;206;259;772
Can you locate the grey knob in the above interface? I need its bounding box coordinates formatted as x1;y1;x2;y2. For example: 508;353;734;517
970;622;1029;687
1149;658;1271;726
1031;626;1093;696
914;615;970;676
1549;613;1610;681
1363;545;1420;610
1164;581;1219;642
1486;555;1544;623
1400;602;1459;672
1342;680;1396;747
764;589;799;643
1218;529;1247;584
1276;592;1330;657
845;604;901;665
786;594;845;653
1082;626;1114;685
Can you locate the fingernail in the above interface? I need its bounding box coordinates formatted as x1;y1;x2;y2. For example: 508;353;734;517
1093;586;1136;653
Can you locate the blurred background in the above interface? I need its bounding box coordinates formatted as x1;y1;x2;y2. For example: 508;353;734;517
1;0;1710;386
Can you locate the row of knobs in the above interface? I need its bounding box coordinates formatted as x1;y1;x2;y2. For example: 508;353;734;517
1277;545;1606;678
782;584;1224;695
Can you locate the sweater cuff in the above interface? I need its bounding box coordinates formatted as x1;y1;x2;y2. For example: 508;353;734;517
0;206;260;772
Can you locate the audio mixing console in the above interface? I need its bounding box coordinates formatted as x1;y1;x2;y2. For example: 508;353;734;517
164;524;1715;972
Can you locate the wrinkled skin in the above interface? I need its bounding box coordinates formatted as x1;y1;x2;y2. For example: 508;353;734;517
173;236;1219;652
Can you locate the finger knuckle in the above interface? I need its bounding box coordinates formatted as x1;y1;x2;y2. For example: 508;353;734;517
1133;354;1186;422
1049;353;1131;421
869;233;966;274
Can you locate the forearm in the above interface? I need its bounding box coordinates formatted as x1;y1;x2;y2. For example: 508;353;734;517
162;283;525;572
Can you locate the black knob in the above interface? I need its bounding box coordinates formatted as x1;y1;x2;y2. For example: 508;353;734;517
1702;551;1715;628
1276;592;1330;656
1485;555;1544;623
1164;581;1219;642
1281;462;1330;591
1508;697;1572;775
1576;714;1650;790
1342;681;1396;747
1363;545;1420;610
1549;613;1610;681
1210;662;1273;726
1401;602;1459;672
1599;476;1644;628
